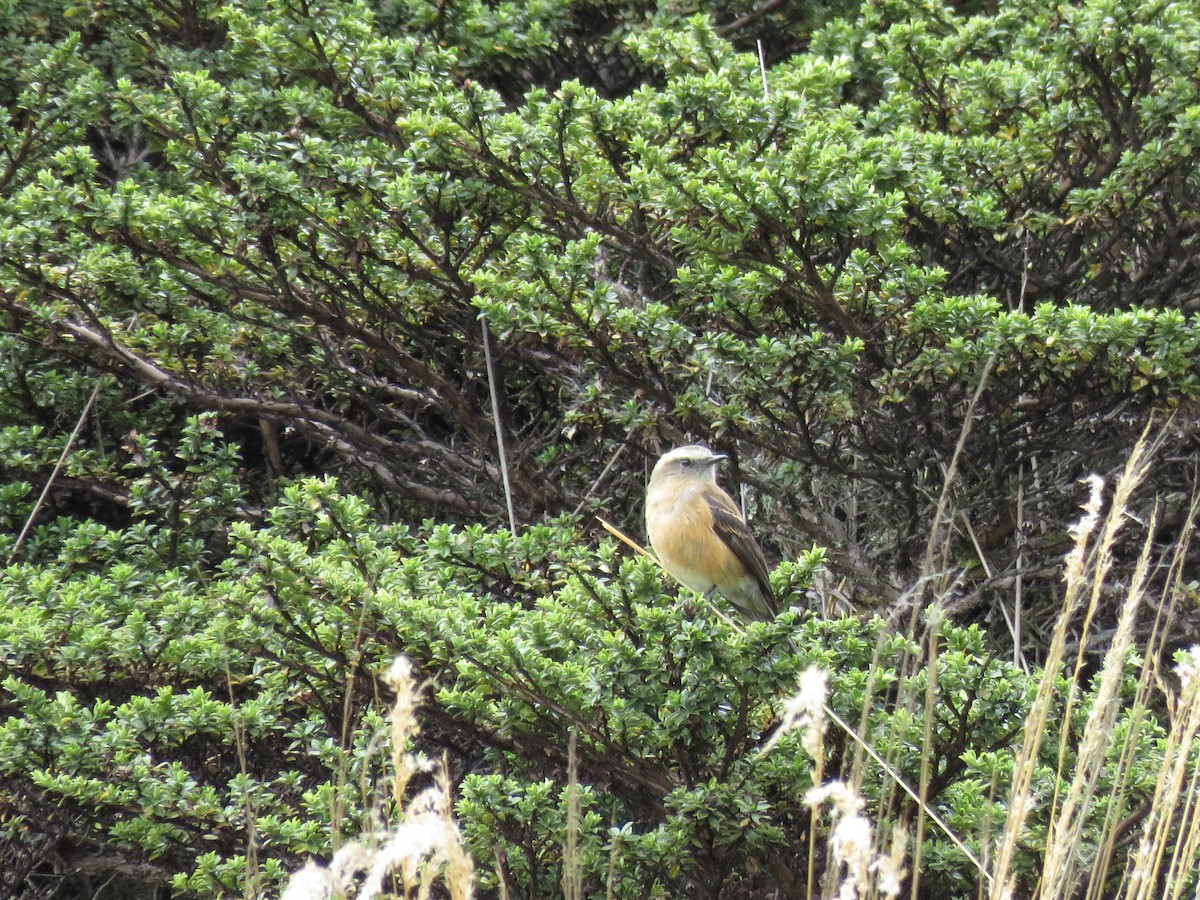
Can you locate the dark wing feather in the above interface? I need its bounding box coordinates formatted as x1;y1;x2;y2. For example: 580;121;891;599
705;490;778;616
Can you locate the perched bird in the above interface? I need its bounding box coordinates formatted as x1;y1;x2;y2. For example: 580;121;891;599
645;445;778;620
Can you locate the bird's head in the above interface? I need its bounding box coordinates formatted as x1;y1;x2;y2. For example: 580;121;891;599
650;445;727;484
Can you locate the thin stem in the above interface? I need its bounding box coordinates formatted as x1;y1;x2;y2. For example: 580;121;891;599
10;377;106;563
481;315;518;534
825;703;993;886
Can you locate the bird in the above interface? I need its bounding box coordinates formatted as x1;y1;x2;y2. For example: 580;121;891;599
645;445;778;620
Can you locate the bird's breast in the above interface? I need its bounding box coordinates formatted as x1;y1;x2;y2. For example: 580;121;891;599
646;482;728;593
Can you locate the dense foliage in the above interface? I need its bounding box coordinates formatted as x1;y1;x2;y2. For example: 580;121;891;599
3;0;1199;628
1;455;1180;898
3;0;1200;896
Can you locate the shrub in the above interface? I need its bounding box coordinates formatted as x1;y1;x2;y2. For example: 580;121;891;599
2;0;1198;647
3;471;1194;898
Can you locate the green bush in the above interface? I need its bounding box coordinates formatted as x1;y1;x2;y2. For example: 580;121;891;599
4;0;1200;894
2;0;1197;644
2;470;1186;898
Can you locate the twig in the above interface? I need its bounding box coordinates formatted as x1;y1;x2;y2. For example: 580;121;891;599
757;39;770;99
572;427;637;516
596;516;743;631
718;0;785;34
1014;468;1026;670
9;378;105;563
481;315;518;534
823;703;993;885
596;516;651;558
916;352;996;606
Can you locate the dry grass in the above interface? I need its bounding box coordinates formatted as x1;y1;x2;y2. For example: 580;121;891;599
766;666;906;899
562;726;583;900
992;428;1200;900
278;656;474;900
767;426;1199;899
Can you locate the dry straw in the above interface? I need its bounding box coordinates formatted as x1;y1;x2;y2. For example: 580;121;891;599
279;656;474;900
988;473;1107;900
990;425;1200;900
766;666;907;899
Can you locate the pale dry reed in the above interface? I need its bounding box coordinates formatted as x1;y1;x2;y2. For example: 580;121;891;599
278;656;474;900
768;666;905;899
1120;647;1200;900
785;427;1197;900
988;473;1107;900
805;781;906;900
989;427;1200;899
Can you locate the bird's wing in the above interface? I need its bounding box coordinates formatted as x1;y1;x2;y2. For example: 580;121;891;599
704;489;778;615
